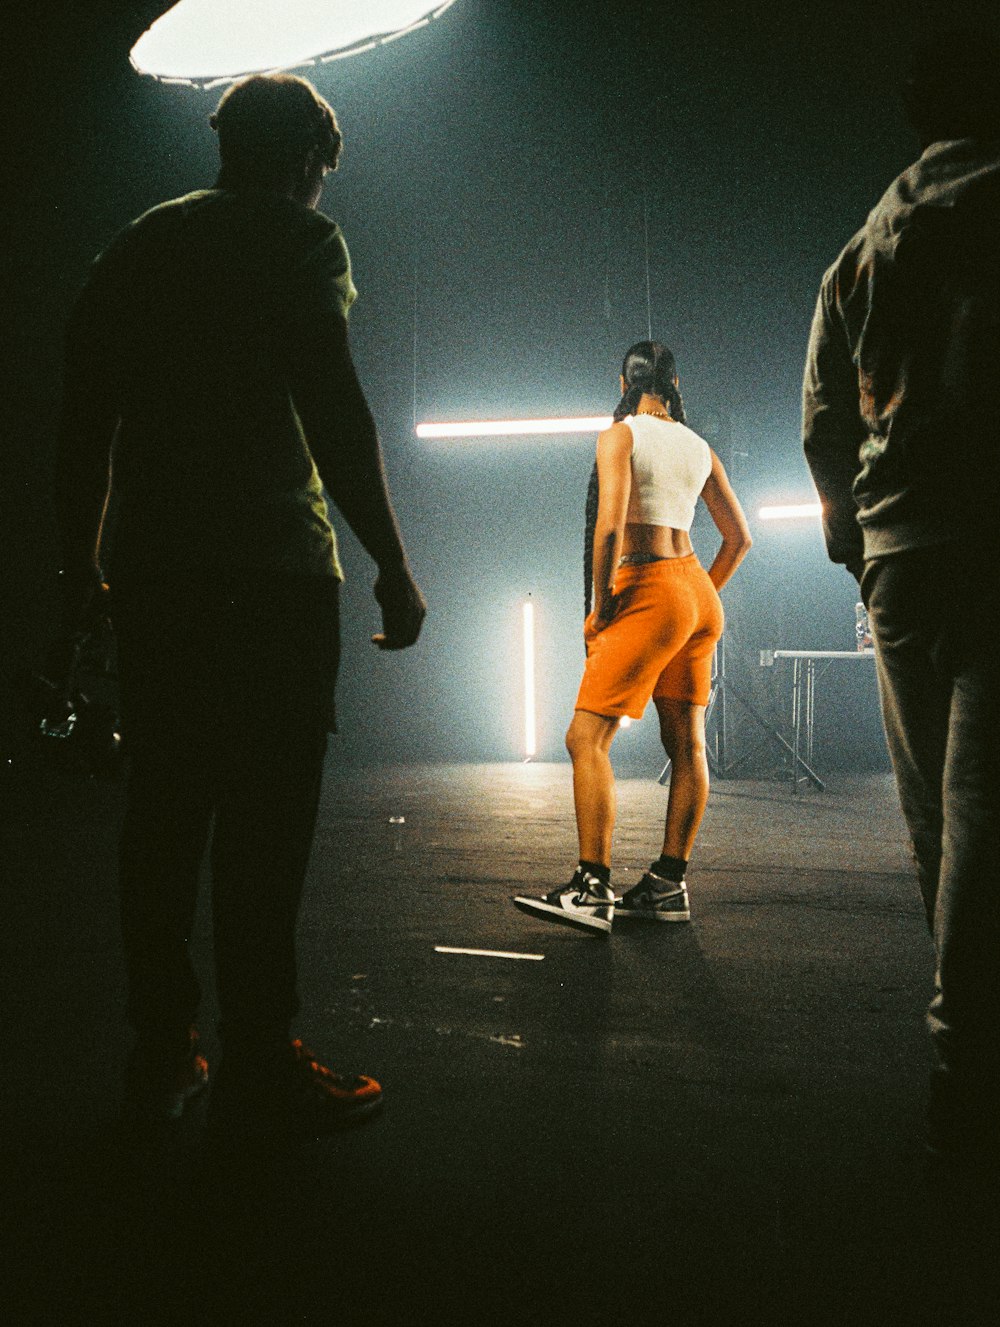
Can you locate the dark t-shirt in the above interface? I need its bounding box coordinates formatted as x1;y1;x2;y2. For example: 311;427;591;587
74;188;357;579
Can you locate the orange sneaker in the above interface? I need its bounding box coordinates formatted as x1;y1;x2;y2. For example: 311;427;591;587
207;1039;382;1137
122;1027;209;1124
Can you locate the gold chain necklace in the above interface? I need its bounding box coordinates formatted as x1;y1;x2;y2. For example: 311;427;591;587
635;408;671;420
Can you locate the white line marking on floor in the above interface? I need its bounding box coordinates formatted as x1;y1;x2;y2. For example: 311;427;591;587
434;946;545;961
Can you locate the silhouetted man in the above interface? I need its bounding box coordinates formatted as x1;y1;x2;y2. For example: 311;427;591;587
802;31;1000;1173
56;74;425;1133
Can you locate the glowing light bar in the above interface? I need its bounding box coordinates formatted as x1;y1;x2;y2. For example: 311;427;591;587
434;947;545;961
523;600;536;761
416;417;612;439
130;0;458;85
758;503;822;521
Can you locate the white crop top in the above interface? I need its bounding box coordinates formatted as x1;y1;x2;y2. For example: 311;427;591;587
623;414;712;530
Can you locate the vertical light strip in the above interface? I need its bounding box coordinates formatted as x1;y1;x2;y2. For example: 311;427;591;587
523;600;536;760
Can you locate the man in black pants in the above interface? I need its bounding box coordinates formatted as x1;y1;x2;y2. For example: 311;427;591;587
56;74;425;1132
802;31;1000;1173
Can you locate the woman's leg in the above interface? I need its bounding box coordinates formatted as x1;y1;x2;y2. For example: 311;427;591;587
565;709;621;867
655;697;710;860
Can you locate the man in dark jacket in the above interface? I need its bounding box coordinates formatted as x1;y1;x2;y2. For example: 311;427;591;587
802;31;1000;1171
56;73;425;1132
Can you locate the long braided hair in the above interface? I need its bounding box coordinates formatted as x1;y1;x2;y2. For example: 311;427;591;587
583;341;687;614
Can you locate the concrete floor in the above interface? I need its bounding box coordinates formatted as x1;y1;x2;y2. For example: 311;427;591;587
2;759;998;1325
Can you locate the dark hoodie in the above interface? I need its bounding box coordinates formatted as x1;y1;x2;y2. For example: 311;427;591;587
802;139;1000;570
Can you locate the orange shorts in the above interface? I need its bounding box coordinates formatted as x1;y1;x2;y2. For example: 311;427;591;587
575;555;724;717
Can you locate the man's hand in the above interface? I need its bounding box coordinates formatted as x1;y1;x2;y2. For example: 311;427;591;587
59;567;111;638
39;569;112;691
372;564;426;650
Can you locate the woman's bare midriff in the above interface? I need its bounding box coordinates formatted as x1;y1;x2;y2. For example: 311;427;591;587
621;522;693;559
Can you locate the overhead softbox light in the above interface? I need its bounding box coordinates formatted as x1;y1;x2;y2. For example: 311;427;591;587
130;0;458;86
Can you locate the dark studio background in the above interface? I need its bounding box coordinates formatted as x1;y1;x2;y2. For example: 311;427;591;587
4;0;994;771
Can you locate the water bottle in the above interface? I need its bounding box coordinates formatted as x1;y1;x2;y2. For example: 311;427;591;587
388;815;405;853
855;602;872;652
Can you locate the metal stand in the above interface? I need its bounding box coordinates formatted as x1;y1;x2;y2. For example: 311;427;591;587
762;650;878;792
790;656;818;793
658;633;825;789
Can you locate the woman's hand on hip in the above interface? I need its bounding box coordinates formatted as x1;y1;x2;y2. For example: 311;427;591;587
586;595;620;637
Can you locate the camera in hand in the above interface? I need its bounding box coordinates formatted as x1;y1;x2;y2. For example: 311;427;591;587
17;628;123;779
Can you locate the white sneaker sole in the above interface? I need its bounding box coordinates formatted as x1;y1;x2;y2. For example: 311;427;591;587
512;895;612;935
615;890;691;923
615;906;691;923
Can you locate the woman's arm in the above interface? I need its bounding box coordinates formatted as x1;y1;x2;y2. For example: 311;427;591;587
701;450;752;590
591;422;633;622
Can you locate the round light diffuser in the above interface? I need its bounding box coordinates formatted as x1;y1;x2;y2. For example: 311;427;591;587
131;0;458;86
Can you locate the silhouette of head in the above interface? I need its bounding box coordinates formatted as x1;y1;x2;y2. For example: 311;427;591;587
211;73;343;202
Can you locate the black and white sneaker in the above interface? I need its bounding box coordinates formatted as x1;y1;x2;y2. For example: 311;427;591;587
513;868;615;935
615;872;690;923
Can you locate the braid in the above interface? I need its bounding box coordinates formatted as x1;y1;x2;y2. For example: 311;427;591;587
584;461;600;615
583;339;686;618
585;380;644;611
665;381;687;425
613;381;646;422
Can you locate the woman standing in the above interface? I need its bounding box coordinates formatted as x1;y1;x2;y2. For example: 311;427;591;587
515;341;751;934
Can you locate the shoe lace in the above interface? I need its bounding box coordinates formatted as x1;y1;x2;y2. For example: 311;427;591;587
574;882;610;907
291;1039;357;1089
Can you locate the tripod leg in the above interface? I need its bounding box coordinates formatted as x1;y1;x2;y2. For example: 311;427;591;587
655;639;826;791
726;678;826;791
715;640;729;775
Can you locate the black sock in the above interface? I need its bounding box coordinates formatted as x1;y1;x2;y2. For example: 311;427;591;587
650;854;687;884
579;859;611;885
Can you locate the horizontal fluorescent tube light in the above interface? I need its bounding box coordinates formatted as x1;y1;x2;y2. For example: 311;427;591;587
758;503;822;521
416;416;613;438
